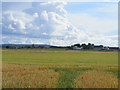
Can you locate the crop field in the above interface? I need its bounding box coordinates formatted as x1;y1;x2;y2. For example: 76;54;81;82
2;49;119;88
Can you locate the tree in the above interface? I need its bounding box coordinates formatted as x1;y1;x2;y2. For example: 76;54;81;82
6;46;10;49
32;44;35;48
81;43;94;49
6;46;16;49
73;44;81;47
88;43;94;49
81;44;87;49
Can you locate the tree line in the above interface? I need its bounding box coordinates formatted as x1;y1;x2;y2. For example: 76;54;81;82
3;43;102;50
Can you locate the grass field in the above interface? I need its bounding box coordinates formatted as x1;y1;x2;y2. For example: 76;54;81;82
2;49;119;88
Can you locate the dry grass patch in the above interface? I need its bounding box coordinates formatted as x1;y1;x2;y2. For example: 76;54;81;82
73;70;118;88
3;64;59;88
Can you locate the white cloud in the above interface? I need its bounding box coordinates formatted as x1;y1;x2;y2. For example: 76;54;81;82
33;12;39;18
2;1;118;47
8;24;15;30
68;13;117;34
88;35;118;46
40;11;48;21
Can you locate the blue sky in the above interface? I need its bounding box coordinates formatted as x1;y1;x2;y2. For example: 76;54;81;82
66;2;117;18
66;2;118;35
1;1;118;46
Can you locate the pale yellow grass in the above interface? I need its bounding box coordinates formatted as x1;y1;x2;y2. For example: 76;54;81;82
73;70;118;88
3;64;59;88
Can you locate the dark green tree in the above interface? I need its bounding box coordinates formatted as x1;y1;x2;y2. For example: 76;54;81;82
32;44;35;48
73;44;81;47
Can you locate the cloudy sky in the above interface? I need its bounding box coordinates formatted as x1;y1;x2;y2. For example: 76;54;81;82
1;1;118;46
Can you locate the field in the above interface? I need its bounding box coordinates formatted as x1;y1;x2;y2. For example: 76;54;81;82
2;49;119;88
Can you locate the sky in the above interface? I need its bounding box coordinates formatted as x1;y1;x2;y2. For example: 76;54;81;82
1;1;119;46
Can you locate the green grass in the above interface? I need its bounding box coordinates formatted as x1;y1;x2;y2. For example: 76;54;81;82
3;48;69;51
2;49;118;66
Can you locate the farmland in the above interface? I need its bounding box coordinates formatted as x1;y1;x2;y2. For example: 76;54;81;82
2;49;119;88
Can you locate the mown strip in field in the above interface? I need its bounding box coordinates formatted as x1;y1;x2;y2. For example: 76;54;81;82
52;68;92;88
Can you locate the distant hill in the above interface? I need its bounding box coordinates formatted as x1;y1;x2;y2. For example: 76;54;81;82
1;44;51;48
